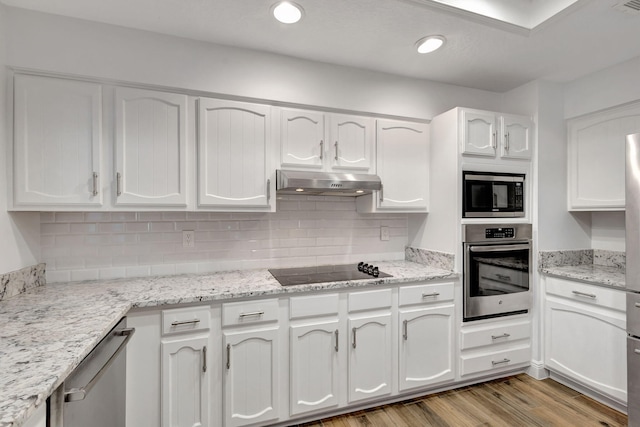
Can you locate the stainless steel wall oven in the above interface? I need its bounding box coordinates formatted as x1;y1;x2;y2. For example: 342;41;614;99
463;223;532;321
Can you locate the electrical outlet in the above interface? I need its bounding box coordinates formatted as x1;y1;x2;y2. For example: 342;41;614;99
380;226;390;241
183;230;195;248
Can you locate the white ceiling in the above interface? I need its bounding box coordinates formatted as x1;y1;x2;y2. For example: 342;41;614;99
2;0;640;92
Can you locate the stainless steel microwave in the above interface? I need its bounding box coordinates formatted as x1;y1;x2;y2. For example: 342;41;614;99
462;171;525;218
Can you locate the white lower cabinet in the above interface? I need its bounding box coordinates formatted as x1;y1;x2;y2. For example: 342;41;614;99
161;336;209;427
544;277;626;404
348;313;393;403
399;304;455;391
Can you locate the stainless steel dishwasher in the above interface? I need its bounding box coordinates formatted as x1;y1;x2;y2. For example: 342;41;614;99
48;317;134;427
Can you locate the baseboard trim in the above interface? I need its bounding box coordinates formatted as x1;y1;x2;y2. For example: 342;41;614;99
549;371;627;415
526;360;549;380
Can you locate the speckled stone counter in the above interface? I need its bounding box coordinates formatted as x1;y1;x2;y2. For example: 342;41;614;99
539;249;625;289
0;260;456;427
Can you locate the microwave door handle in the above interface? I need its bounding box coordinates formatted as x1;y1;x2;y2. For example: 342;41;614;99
469;244;531;253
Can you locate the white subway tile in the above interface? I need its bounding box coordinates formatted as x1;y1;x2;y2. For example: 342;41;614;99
42;223;71;235
187;212;211;220
125;222;150;233
138;212;164;221
139;233;165;243
126;266;151;278
175;262;199;275
162;212;187;221
55;256;85;269
54;235;86;246
277;201;299;211
40;212;55;223
112;255;140;266
109;234;138;244
219;222;240;231
99;267;127;280
40;235;55;247
98;246;124;256
151;264;176;276
85;235;112;245
84;256;113;268
46;270;71;283
111;212;137;222
55;212;85;223
98;223;125;233
150;222;175;232
175;222;197;231
196;221;220;231
139;254;166;265
85;212;112;222
71;269;99;282
70;223;97;234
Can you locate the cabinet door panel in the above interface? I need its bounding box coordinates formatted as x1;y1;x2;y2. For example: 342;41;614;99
461;110;496;157
13;74;102;207
290;321;340;416
199;99;272;208
330;114;373;172
501;115;532;160
348;313;392;403
161;336;209;427
545;299;626;403
280;109;325;169
399;305;454;391
224;327;279;427
568;104;640;210
115;87;187;206
376;120;429;210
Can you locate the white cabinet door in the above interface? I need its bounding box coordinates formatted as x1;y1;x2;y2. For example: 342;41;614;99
500;114;533;160
280;108;325;169
568;102;640;210
224;327;280;427
329;114;374;173
289;320;340;416
198;98;274;210
375;119;429;211
398;305;455;392
114;87;188;207
13;74;103;208
161;336;209;427
460;109;497;157
545;297;626;403
348;313;392;403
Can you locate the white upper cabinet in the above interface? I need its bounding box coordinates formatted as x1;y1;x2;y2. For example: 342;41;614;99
329;114;374;172
359;119;428;212
460;110;497;157
567;102;640;210
460;108;533;160
114;87;188;207
280;108;325;169
13;74;103;208
198;98;275;211
279;108;375;173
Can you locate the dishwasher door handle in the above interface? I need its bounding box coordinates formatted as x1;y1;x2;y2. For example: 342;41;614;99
64;327;135;402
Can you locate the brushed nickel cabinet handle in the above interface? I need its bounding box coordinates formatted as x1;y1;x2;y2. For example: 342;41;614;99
505;133;510;151
171;319;201;327
635;302;640;308
492;358;510;366
239;311;265;318
422;292;440;299
379;184;384;203
266;179;271;201
92;172;99;196
491;333;511;340
352;327;357;349
572;290;596;299
403;319;408;341
334;141;339;161
492;132;497;149
226;344;231;370
319;140;324;160
202;346;207;373
335;329;339;352
116;172;122;196
635;348;640;355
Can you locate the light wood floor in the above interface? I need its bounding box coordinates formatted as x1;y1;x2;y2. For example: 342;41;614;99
296;374;627;427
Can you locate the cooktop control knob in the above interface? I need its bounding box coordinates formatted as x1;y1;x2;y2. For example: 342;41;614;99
372;266;379;277
357;262;365;272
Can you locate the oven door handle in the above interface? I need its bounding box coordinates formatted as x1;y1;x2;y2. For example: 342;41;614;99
468;244;530;253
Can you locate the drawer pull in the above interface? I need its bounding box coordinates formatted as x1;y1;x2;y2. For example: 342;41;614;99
352;327;357;349
202;346;207;373
226;344;231;370
335;329;339;352
492;358;511;366
422;292;440;299
635;349;640;355
491;333;511;340
635;303;640;308
403;319;408;341
572;290;596;299
239;311;265;318
171;319;201;327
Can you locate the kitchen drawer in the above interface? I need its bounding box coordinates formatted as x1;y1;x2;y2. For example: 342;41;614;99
546;277;625;312
290;293;339;319
460;320;530;350
460;344;531;377
162;306;211;335
398;282;454;307
222;298;279;327
348;288;392;312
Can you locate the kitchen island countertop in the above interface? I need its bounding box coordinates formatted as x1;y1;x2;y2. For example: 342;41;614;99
0;260;456;427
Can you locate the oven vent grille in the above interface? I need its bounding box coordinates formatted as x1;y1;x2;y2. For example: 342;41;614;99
614;0;640;14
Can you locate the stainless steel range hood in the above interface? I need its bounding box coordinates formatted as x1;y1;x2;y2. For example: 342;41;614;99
276;170;381;196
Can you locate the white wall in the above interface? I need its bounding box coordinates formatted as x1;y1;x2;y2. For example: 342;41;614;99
592;212;626;251
5;7;502;120
0;3;40;274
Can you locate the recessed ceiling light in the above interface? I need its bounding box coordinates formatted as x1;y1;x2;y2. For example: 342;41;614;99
272;2;303;24
415;35;446;54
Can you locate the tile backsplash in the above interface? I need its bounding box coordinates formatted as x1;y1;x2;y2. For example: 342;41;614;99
41;196;408;283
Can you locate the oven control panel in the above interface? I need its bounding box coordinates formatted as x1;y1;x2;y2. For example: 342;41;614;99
485;227;515;239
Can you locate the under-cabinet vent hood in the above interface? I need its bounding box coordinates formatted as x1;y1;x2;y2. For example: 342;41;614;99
276;170;382;196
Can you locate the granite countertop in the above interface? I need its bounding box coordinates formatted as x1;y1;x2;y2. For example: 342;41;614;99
540;264;625;289
0;260;456;427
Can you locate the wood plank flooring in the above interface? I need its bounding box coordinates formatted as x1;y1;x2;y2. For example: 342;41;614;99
295;374;627;427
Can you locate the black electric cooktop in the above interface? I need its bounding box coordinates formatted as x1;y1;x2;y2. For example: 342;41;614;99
269;263;392;286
